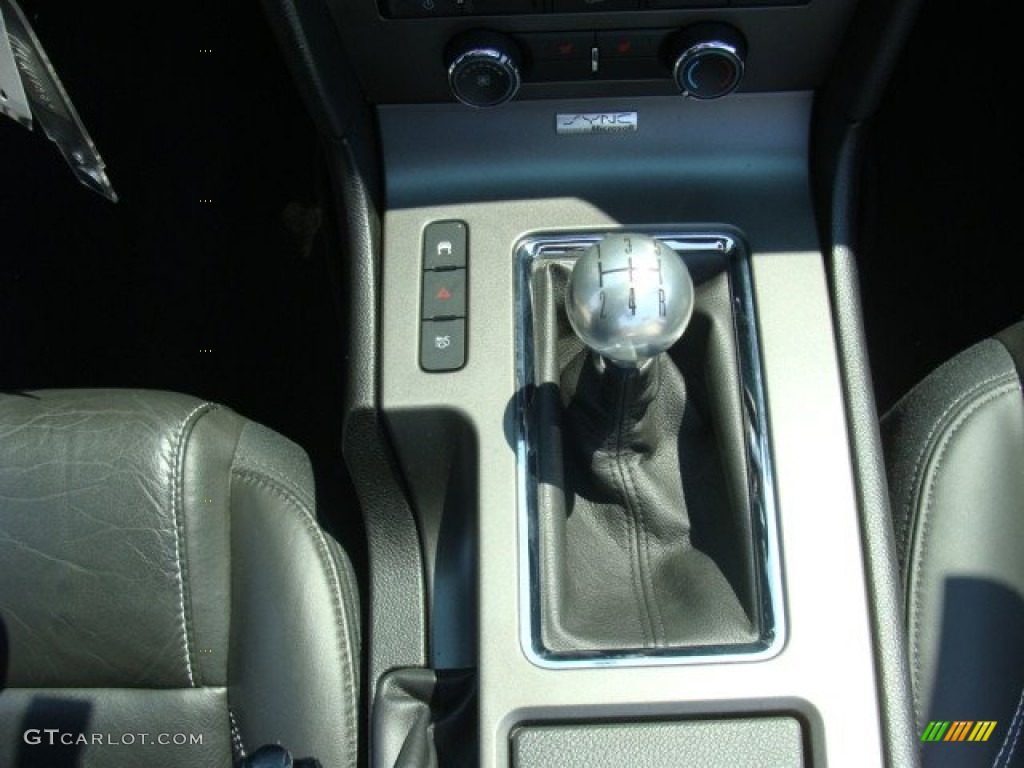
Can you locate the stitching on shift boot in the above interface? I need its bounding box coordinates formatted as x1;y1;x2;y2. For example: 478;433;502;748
612;371;659;646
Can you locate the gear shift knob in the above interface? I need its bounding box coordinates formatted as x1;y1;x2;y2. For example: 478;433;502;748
565;234;694;367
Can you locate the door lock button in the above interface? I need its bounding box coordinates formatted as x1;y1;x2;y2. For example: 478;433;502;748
424;221;467;269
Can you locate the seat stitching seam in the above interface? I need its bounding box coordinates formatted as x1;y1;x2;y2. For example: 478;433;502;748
234;457;312;505
231;468;357;764
171;401;217;688
328;537;362;690
232;469;357;760
906;382;1017;723
995;685;1024;768
899;371;1013;561
228;706;246;761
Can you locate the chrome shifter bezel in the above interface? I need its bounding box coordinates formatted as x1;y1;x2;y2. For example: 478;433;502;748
514;229;786;669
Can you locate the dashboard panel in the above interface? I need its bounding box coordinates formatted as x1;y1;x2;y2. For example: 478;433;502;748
325;0;858;103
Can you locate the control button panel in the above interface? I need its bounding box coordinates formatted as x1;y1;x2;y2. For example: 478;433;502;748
462;0;543;12
595;29;666;58
551;0;638;12
438;24;744;97
421;221;468;372
519;29;673;83
384;0;460;17
383;0;803;18
527;31;593;59
647;0;726;8
525;31;594;80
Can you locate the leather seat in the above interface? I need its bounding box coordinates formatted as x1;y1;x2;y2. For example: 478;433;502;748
882;325;1024;767
0;390;360;767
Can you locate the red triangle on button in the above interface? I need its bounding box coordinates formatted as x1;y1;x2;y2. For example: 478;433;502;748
436;286;452;300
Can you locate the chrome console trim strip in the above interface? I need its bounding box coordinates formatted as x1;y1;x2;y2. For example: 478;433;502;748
514;230;786;669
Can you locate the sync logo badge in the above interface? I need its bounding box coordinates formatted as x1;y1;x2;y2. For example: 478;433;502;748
556;112;638;135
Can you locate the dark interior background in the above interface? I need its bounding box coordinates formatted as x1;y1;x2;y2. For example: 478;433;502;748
859;0;1024;413
0;0;363;569
4;0;1021;590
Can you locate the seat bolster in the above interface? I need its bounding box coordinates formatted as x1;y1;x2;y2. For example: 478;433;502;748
182;405;249;687
882;339;1020;567
227;421;360;768
0;389;221;689
882;339;1024;760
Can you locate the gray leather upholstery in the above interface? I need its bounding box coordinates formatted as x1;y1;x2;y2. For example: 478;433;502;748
882;334;1024;767
0;390;360;767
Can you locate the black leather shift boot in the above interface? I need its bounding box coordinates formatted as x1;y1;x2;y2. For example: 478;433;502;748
530;258;756;653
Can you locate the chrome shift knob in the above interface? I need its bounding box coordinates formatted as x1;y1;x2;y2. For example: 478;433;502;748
565;234;694;367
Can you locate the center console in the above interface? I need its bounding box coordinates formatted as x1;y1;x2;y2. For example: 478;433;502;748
377;91;882;766
259;0;920;763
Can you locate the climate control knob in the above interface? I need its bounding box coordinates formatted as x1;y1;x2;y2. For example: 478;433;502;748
446;31;522;108
668;23;747;100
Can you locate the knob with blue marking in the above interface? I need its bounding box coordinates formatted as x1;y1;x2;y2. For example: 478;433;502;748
668;23;747;100
565;234;694;368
